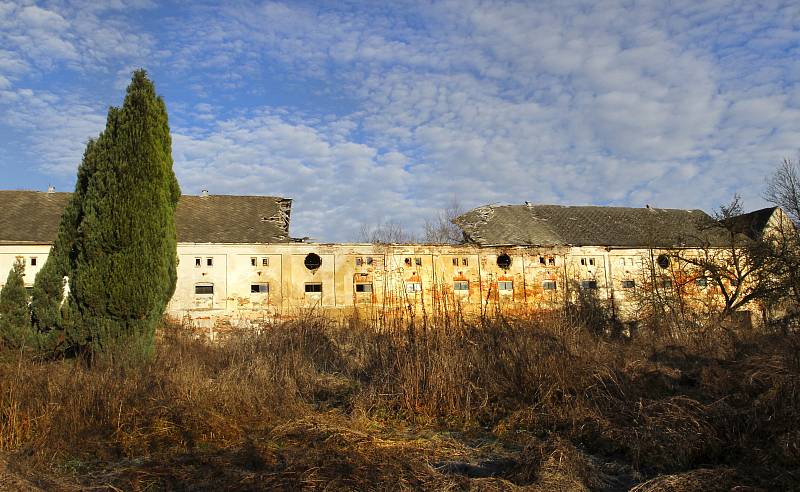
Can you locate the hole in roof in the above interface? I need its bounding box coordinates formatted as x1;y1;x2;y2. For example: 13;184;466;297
304;253;322;270
497;254;512;269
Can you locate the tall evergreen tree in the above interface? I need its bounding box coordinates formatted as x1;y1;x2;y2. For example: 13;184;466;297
64;70;180;357
0;259;32;348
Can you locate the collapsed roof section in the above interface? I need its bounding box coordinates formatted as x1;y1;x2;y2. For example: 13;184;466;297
0;190;293;244
453;204;738;248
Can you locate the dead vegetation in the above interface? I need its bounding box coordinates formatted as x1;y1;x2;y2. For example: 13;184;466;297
1;312;799;490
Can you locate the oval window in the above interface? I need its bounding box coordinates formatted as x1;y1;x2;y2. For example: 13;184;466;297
497;254;512;269
656;254;670;269
304;253;322;270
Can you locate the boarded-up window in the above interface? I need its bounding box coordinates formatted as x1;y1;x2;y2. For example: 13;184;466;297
251;257;257;266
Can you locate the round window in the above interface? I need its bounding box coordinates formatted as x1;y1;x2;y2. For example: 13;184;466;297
304;253;322;270
497;254;512;269
656;254;671;269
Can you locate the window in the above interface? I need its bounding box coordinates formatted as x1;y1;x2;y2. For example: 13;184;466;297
305;283;323;293
657;254;671;269
540;256;546;264
304;253;322;270
195;284;214;295
206;257;213;267
581;280;598;290
453;280;469;291
250;283;269;294
366;257;373;265
548;257;555;266
356;257;363;266
30;257;37;267
498;280;513;291
621;280;635;289
404;257;412;266
406;282;422;293
355;283;373;293
589;258;595;266
453;257;459;266
542;280;557;290
581;258;586;266
462;258;468;266
262;258;269;266
659;279;673;289
696;278;708;287
497;254;512;269
195;257;201;267
415;257;422;266
619;258;626;266
251;257;257;266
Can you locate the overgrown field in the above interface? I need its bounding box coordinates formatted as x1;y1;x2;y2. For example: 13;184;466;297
1;313;799;490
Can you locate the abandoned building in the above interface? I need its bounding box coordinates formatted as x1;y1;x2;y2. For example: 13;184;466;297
0;189;787;326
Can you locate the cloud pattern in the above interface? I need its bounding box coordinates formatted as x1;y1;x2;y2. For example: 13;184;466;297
0;0;798;240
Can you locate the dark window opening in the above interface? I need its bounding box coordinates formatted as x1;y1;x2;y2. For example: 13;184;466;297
355;283;373;293
30;257;37;266
548;257;555;266
262;258;269;266
366;257;373;265
251;283;269;293
206;257;213;267
462;258;468;266
305;283;323;293
415;257;422;266
540;256;546;264
657;254;671;269
581;280;598;290
589;258;595;266
355;257;363;266
452;258;459;266
542;280;557;290
195;284;214;295
251;257;257;266
404;257;412;266
195;257;201;267
622;280;635;289
497;254;512;269
304;253;322;270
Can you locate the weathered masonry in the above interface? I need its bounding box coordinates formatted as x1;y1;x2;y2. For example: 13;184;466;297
0;190;788;326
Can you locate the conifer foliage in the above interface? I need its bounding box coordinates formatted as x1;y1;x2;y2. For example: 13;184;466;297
32;70;180;357
0;258;32;348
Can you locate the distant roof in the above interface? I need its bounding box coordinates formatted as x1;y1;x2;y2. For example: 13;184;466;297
0;190;292;244
453;204;733;248
724;207;778;240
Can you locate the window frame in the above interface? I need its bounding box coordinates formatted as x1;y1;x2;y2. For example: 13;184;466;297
542;280;557;291
250;283;269;294
304;282;323;294
453;280;469;291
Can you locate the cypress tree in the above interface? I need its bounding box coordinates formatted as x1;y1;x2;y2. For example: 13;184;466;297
0;259;33;348
65;70;180;358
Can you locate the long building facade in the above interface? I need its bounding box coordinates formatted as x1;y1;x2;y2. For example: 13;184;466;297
0;189;787;327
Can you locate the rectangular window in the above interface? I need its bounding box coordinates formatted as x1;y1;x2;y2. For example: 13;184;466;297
30;257;37;266
366;257;373;265
195;257;201;267
580;280;598;290
453;280;469;291
462;258;468;266
251;257;257;266
355;283;373;293
696;278;708;287
305;283;323;293
659;279;673;289
621;280;635;289
542;280;557;290
452;257;459;266
355;257;363;266
415;257;422;266
250;283;269;294
206;257;213;267
580;258;586;266
405;282;422;293
589;258;595;266
262;257;269;266
195;284;214;295
498;281;513;291
540;256;546;264
548;257;555;266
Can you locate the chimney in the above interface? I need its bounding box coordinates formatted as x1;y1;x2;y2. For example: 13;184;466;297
47;185;55;194
200;189;209;197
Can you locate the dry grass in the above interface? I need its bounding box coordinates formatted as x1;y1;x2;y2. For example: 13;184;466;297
0;311;798;490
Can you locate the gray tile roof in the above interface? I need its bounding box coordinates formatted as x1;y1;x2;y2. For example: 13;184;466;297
724;207;778;240
0;190;292;244
453;204;733;248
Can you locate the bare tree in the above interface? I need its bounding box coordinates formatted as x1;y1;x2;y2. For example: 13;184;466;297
358;220;416;244
765;157;800;224
422;196;464;244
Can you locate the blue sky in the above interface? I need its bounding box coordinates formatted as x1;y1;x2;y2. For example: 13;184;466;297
1;0;799;241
